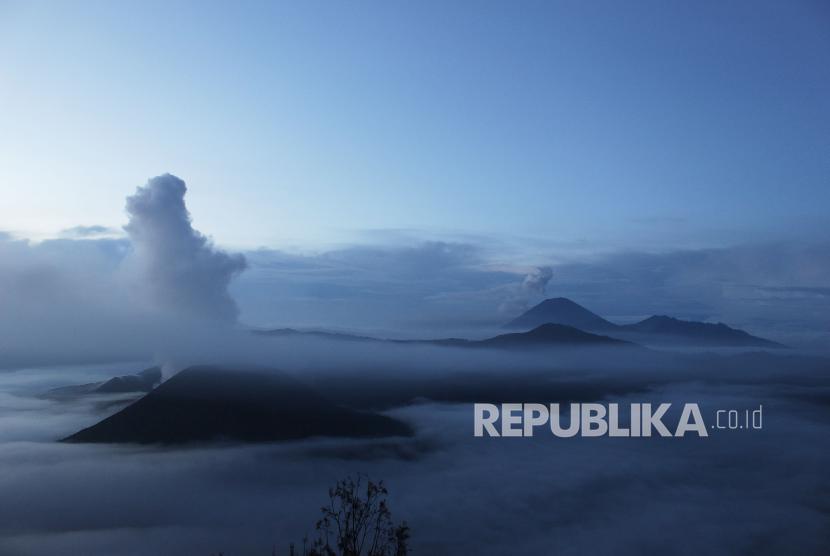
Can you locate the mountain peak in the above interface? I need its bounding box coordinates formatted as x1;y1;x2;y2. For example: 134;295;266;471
63;366;412;444
504;297;618;331
503;299;783;348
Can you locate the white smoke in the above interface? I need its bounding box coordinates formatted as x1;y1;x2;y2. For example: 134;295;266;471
124;174;247;322
499;265;554;314
521;266;553;295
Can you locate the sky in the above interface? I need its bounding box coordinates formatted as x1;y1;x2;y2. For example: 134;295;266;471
1;1;828;251
0;1;829;343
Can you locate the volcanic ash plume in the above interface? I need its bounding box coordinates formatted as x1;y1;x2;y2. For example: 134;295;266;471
500;265;554;313
124;173;247;322
521;266;553;295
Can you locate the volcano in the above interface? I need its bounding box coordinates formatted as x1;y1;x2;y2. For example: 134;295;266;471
63;366;412;445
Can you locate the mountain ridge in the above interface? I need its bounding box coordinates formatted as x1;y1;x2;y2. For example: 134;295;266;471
504;298;784;348
256;322;638;349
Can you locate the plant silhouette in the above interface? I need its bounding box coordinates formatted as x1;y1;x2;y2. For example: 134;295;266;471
295;475;410;556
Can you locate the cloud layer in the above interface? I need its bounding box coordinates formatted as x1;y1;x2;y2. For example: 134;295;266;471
0;172;828;370
0;356;828;555
232;241;830;347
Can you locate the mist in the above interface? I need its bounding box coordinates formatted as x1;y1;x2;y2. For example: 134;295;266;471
0;353;827;555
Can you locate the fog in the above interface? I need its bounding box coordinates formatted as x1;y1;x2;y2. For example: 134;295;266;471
0;355;828;555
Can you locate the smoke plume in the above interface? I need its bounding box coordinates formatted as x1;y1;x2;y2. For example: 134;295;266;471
124;174;247;322
499;265;554;314
521;266;553;295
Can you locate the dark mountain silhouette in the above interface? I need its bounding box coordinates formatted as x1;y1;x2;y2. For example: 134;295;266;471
622;315;783;347
63;366;412;445
253;328;375;342
43;367;162;399
420;323;633;349
95;367;162;393
256;323;636;349
504;298;784;348
475;323;632;348
504;297;617;331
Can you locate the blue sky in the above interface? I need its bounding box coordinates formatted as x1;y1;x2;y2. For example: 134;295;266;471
1;1;827;252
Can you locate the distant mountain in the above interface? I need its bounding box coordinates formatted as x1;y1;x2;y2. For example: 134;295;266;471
504;297;617;331
44;367;162;399
622;315;783;348
504;298;784;348
256;323;635;350
474;323;633;348
63;366;412;445
95;367;162;393
253;328;375;342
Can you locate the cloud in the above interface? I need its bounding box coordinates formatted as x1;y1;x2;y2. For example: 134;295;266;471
232;241;515;333
0;357;829;555
2;186;829;366
230;240;830;347
61;225;120;239
124;174;247;322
